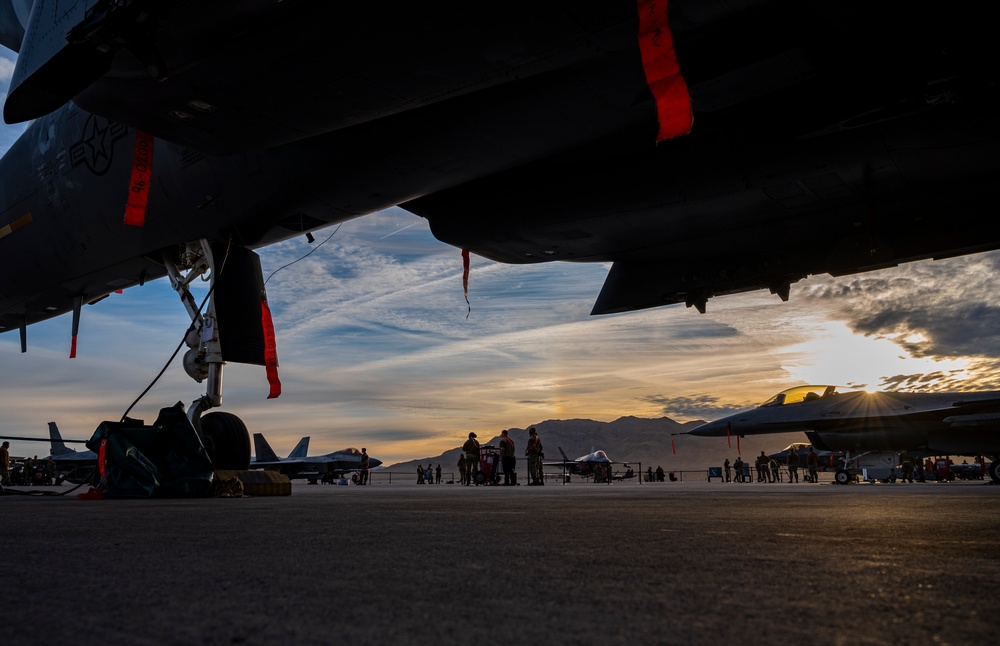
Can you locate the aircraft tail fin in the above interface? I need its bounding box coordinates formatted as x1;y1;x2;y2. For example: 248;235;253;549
287;436;310;459
48;422;75;455
559;447;570;462
253;433;280;463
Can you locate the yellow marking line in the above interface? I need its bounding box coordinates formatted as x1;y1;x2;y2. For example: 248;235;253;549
0;212;33;239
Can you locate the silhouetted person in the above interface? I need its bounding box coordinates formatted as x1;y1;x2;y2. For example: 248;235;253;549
724;458;731;482
758;451;769;482
655;465;664;482
463;432;480;485
359;448;370;485
806;448;819;483
458;454;467;485
0;441;9;486
499;429;516;485
900;455;914;483
787;449;799;483
436;464;442;484
526;427;543;485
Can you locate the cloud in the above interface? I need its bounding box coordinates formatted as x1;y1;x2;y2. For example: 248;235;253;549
640;393;754;421
0;54;14;84
5;203;1000;464
796;252;1000;359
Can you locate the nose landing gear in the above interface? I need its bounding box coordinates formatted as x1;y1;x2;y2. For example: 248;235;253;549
163;239;273;471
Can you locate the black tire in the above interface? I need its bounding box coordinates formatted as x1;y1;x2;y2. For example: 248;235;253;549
988;460;1000;484
351;473;360;484
835;469;852;485
201;412;251;470
473;471;487;485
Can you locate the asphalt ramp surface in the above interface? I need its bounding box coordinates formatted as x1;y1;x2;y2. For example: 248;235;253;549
1;480;997;645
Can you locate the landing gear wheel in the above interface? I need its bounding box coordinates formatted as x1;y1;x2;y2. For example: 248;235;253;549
835;469;852;485
988;459;1000;484
201;412;251;470
473;471;487;485
351;473;359;484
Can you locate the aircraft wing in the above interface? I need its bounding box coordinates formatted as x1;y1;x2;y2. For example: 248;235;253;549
3;0;1000;337
690;388;1000;456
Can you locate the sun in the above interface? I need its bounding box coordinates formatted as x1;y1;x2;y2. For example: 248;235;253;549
778;321;967;390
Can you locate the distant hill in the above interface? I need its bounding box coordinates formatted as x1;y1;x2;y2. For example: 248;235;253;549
387;416;804;479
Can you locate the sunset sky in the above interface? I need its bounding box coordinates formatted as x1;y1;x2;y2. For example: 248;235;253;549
2;48;998;465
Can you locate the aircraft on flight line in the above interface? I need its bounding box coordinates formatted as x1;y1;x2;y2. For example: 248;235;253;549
544;447;614;481
0;422;98;483
687;385;1000;484
250;433;381;483
767;442;842;471
251;435;310;464
2;2;1000;471
44;421;98;465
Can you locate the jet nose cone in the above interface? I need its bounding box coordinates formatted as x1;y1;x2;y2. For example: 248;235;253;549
688;419;729;437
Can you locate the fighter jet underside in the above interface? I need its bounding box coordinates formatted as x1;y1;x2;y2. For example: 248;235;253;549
1;1;999;469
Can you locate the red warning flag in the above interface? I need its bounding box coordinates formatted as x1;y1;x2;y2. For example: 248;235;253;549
261;296;281;399
124;130;154;226
737;433;741;456
671;435;676;455
636;0;693;142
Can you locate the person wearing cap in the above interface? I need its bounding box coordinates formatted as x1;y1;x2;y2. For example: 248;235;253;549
525;426;544;485
462;432;480;486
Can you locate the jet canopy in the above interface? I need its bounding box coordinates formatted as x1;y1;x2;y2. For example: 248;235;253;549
759;385;843;407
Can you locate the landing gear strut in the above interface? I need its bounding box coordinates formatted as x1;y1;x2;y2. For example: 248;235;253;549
163;240;251;470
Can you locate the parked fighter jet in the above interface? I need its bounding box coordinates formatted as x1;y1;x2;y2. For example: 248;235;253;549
250;433;381;483
688;385;1000;484
251;435;310;464
0;422;99;483
3;3;1000;471
545;447;614;481
44;422;97;467
767;442;842;470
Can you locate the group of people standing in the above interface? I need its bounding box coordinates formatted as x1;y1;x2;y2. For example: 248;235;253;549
0;443;59;487
459;426;545;486
416;462;442;484
723;448;820;483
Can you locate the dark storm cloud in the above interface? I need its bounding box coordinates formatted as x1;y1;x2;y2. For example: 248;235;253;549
641;393;753;420
798;251;1000;359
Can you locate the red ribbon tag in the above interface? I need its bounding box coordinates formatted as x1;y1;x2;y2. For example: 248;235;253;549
261;296;281;399
636;0;693;142
124;130;154;226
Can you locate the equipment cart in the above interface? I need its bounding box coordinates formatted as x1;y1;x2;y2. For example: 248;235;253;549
473;446;502;485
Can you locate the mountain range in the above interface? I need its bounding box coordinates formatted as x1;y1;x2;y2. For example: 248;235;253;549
387;416;804;480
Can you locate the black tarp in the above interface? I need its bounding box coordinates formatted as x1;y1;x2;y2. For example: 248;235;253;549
85;403;214;498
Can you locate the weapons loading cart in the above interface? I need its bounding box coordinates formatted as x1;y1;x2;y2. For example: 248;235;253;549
473;446;502;485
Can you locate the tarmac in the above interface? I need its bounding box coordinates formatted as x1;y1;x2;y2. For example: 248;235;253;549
1;477;998;645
